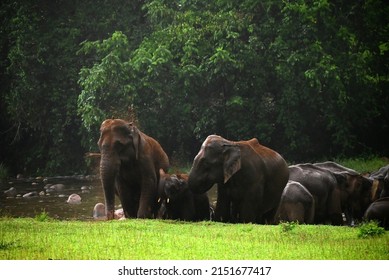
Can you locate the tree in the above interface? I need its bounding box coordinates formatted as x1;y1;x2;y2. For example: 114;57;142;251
1;0;147;175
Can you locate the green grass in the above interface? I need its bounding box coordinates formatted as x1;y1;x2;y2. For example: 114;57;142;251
336;156;389;174
0;218;387;260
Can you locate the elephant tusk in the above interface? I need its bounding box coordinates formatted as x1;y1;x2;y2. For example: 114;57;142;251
158;198;161;203
167;198;170;204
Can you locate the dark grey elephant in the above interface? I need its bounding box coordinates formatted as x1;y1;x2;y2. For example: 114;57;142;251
98;119;169;219
314;161;378;225
158;169;211;221
289;163;346;225
364;197;389;230
274;180;315;224
188;135;289;224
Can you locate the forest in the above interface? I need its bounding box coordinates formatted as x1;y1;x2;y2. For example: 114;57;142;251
0;0;388;176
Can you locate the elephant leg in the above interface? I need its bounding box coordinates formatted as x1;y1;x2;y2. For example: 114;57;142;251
180;201;196;221
215;186;231;222
240;199;259;223
305;200;315;224
117;180;138;218
137;177;157;218
328;188;343;225
286;203;305;223
242;189;263;223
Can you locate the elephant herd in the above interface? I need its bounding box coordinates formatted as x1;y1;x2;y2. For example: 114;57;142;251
96;118;389;229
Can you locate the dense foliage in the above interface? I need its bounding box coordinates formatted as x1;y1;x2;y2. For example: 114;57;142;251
0;0;388;176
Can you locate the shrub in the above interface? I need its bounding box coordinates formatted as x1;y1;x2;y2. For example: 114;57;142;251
358;220;385;238
280;221;298;233
35;210;51;222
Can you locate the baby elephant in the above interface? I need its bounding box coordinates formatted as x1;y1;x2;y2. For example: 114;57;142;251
274;180;315;224
158;169;212;221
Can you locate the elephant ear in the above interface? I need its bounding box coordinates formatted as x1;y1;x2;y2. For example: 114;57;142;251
223;144;241;184
128;123;141;160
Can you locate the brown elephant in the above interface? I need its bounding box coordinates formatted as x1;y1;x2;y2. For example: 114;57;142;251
98;119;169;219
188;135;289;224
158;169;211;221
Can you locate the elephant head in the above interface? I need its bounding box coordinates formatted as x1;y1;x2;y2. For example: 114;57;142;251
97;119;144;219
188;135;241;194
159;169;187;201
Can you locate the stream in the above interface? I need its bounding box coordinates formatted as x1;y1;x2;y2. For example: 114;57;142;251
0;175;103;221
0;175;217;221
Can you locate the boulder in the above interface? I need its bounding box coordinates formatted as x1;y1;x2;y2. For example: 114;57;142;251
23;191;39;198
93;203;106;220
4;187;17;198
92;203;125;220
50;184;65;191
66;193;81;204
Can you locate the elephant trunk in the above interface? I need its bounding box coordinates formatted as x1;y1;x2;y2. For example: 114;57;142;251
100;151;119;220
188;170;211;194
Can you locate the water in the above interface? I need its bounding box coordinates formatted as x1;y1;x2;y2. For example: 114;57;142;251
0;176;217;221
0;176;104;221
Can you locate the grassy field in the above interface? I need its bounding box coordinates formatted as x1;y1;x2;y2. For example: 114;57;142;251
0;217;388;260
1;157;388;260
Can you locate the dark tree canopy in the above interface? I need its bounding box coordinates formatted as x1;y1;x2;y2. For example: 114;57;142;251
1;0;388;176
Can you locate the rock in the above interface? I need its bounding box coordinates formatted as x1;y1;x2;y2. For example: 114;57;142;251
4;187;17;198
23;191;39;198
92;203;125;220
66;193;81;204
49;184;65;191
39;191;45;196
81;186;90;193
115;208;125;219
16;174;24;179
93;203;106;220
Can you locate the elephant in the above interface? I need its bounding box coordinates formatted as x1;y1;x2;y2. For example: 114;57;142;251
98;118;169;219
314;161;379;225
274;180;315;224
363;197;389;230
188;135;289;224
369;164;389;198
158;169;211;221
288;163;347;225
